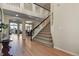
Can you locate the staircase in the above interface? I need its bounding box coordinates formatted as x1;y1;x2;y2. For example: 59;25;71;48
34;23;53;47
29;4;53;47
31;15;54;48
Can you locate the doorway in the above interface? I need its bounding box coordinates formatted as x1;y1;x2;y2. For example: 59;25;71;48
9;22;18;35
9;20;23;40
25;23;32;36
9;22;18;40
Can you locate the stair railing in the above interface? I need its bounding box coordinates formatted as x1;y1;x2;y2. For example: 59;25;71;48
29;3;50;41
30;15;50;41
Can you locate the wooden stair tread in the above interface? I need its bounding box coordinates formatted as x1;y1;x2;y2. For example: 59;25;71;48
36;36;52;42
39;32;51;35
38;34;52;38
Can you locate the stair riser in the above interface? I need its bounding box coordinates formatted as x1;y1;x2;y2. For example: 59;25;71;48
36;36;52;41
34;38;53;47
37;34;52;38
35;37;52;45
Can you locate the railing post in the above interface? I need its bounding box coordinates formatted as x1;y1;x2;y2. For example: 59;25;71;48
31;15;50;41
30;30;32;41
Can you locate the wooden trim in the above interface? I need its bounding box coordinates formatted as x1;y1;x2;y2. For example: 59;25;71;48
54;46;77;56
33;3;50;11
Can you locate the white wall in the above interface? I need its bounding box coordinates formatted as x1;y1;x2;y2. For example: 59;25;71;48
51;3;79;55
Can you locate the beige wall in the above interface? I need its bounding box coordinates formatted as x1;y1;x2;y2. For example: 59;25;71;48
51;3;79;55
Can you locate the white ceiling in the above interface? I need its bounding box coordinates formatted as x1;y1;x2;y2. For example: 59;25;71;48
3;9;43;23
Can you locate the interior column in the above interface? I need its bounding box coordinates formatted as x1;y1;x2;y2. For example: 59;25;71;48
22;20;26;39
17;22;20;39
1;9;10;41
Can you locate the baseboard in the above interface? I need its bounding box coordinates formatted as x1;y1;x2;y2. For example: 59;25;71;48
54;46;78;56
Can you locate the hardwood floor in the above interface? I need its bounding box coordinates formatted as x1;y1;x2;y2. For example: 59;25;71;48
0;34;72;56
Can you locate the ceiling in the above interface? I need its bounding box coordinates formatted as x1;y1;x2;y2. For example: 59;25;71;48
3;9;43;23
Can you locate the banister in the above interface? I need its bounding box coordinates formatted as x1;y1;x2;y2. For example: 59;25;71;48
30;15;50;41
32;15;50;32
33;3;50;11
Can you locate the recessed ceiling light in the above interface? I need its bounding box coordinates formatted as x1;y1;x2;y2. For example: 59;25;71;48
16;14;19;17
26;21;32;23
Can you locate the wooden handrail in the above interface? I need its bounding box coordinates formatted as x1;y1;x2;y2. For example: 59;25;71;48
33;3;50;11
32;15;50;32
30;15;50;41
